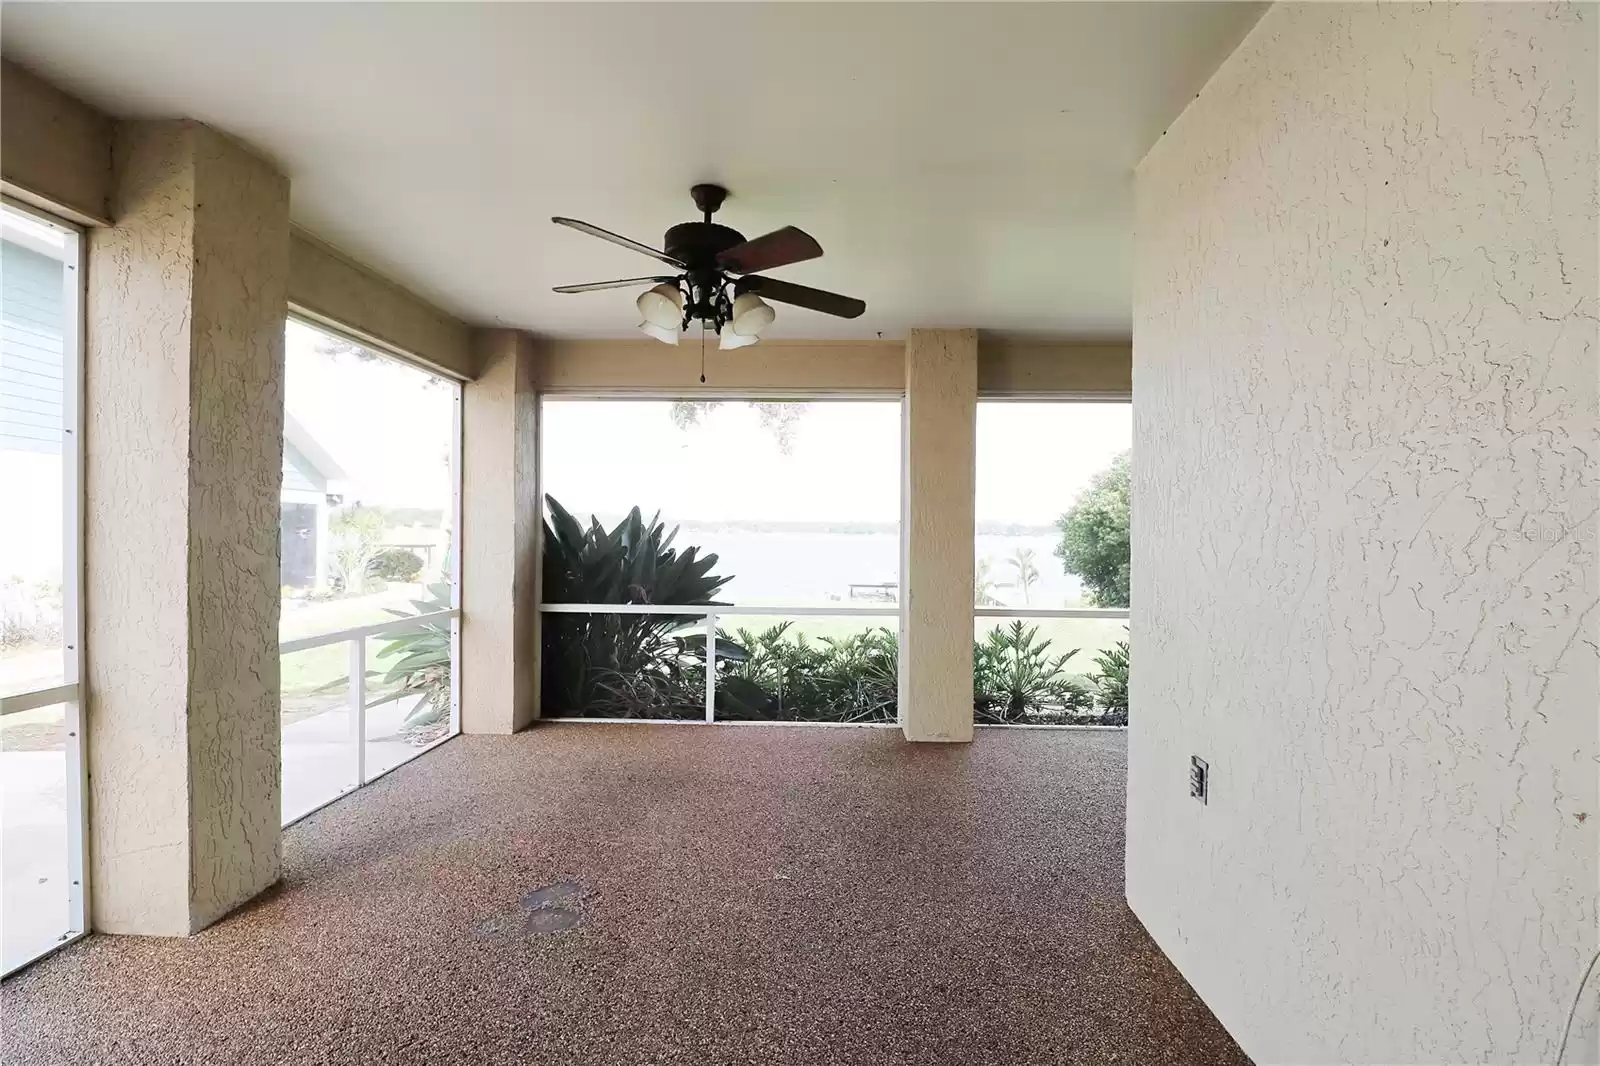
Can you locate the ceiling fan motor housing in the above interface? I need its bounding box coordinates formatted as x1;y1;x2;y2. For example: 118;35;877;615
663;222;745;330
663;222;745;270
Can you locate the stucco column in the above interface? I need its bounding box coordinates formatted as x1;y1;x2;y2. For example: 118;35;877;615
460;328;540;733
898;328;977;742
85;121;289;935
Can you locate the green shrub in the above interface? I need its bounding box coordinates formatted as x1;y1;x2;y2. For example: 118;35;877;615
714;623;898;723
368;548;424;582
537;494;1132;726
1086;640;1130;724
973;621;1083;723
540;495;742;718
330;505;386;594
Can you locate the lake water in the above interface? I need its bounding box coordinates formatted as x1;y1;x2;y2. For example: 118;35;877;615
674;531;1084;609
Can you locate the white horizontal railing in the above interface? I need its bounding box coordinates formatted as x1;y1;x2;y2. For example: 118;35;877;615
278;607;460;824
539;602;895;723
540;603;1126;619
537;602;899;617
0;681;79;717
279;608;460;654
535;601;1126;723
975;606;1128;619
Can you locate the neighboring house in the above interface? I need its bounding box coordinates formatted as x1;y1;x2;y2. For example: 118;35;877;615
1;217;69;588
280;413;346;591
0;221;66;457
3;224;350;596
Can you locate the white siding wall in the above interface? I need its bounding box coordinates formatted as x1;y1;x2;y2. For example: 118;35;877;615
1;240;65;453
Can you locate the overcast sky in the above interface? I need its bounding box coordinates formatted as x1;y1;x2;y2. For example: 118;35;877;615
543;398;1129;526
285;320;456;511
285;319;1130;525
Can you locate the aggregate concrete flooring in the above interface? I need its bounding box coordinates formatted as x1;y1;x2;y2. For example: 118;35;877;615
1;724;1249;1065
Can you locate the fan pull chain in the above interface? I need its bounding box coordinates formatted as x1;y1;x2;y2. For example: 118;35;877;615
699;322;707;384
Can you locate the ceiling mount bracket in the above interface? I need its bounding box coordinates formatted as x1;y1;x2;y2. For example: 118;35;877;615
690;183;728;222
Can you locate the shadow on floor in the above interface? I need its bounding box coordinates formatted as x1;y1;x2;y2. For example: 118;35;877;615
1;725;1249;1065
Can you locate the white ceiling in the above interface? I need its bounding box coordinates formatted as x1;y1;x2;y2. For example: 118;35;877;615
2;2;1263;340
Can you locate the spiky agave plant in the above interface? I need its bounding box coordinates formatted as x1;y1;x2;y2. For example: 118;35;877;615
540;495;743;717
372;581;454;736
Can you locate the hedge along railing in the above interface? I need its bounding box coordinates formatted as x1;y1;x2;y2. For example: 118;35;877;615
535;602;1129;724
279;606;460;826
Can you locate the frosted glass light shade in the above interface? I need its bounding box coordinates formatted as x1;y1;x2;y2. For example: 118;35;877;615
636;283;683;330
730;293;775;337
719;322;758;350
638;321;679;345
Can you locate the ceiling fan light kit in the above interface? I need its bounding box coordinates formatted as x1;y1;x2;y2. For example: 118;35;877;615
636;282;684;330
551;183;865;350
637;321;680;346
718;322;759;350
729;292;775;337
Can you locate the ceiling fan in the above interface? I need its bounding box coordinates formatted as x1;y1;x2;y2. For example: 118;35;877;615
551;184;866;349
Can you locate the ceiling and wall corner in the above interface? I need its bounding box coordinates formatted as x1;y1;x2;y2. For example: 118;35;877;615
0;2;1265;342
0;57;112;225
287;228;474;379
1;53;479;376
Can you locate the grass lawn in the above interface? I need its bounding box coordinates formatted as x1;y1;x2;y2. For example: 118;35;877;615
279;584;434;641
978;616;1128;674
280;587;439;724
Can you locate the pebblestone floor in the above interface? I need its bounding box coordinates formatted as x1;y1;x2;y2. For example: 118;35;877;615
1;724;1249;1065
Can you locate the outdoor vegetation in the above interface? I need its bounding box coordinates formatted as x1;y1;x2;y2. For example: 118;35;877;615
1054;450;1131;608
540;494;1131;724
368;547;424;583
279;498;455;747
540;496;731;717
371;582;454;734
0;578;61;653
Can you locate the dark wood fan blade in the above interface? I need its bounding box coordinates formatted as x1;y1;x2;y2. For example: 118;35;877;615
739;276;866;319
551;218;685;268
553;276;678;294
717;227;823;274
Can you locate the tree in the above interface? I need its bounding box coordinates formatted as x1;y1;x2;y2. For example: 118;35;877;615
1007;547;1040;604
1054;451;1130;608
330;505;387;595
667;400;810;455
669;400;719;431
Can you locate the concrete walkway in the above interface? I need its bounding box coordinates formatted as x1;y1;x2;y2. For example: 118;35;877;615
282;695;436;822
1;697;437;973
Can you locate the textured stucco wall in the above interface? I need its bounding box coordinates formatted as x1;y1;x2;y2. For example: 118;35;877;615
184;127;290;929
899;328;977;742
85;121;196;935
87;121;289;935
461;329;539;732
0;57;112;225
1128;4;1599;1064
288;230;473;380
